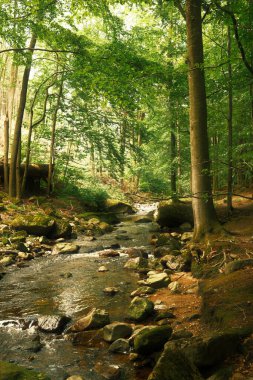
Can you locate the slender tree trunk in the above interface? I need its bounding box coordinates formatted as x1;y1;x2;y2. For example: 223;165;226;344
22;88;49;195
120;121;126;187
16;141;21;199
186;0;220;240
9;34;37;197
4;113;9;191
90;142;96;177
176;121;182;195
227;21;233;215
47;75;64;195
170;125;177;201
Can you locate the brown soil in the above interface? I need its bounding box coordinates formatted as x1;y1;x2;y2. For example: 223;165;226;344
149;192;253;378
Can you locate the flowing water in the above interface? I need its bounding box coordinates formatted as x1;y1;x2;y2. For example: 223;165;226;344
0;204;158;379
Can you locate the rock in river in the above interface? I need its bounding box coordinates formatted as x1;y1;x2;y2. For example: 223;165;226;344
67;308;110;332
109;338;130;354
103;322;133;342
52;243;80;255
38;315;70;333
133;325;172;355
0;361;50;380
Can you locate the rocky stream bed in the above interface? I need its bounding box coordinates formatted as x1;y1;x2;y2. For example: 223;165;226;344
0;201;253;380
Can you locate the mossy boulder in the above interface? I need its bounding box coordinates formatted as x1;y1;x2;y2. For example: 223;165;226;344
0;361;50;380
50;220;72;239
134;325;172;355
224;259;253;274
148;341;203;380
9;230;28;244
200;268;253;331
128;296;154;321
104;199;135;214
10;214;55;237
155;201;193;228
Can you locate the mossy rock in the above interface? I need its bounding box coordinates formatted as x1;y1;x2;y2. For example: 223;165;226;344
128;296;154;322
155;201;193;228
0;361;50;380
10;214;55;237
78;212;120;225
148;341;203;380
200;268;253;331
9;230;28;244
134;325;172;354
104;199;135;214
50;220;72;239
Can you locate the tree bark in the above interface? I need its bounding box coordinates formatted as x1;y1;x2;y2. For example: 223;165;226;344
227;20;233;215
186;0;220;239
9;34;37;197
21;88;49;195
3;113;9;191
47;74;64;195
170;125;177;201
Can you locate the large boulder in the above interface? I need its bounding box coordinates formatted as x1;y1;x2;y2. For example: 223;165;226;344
103;322;133;342
67;308;110;332
50;220;72;239
133;325;172;355
109;338;130;353
128;297;154;322
155;201;193;228
10;214;55;237
104;199;135;214
0;361;50;380
148;341;203;380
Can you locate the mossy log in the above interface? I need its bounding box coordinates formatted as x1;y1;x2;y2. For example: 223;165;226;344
155;201;193;228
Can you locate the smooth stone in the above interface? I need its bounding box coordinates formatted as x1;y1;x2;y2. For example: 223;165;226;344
99;250;120;258
66;377;84;380
94;362;121;380
168;281;180;294
146;272;171;289
103;287;119;295
109;338;130;353
98;266;109;272
130;286;156;297
103;322;133;342
52;243;80;255
124;257;148;270
67;308;110;332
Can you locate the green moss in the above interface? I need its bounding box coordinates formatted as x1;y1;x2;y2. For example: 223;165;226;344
0;361;50;380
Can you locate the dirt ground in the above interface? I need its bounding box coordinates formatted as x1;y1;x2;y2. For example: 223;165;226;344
149;192;253;379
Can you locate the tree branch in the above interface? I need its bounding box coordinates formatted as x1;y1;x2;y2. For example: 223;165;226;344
173;0;186;20
0;47;79;55
215;1;253;76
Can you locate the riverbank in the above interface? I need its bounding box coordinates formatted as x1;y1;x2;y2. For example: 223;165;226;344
0;191;253;379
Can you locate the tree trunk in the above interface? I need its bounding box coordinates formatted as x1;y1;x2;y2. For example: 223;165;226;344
22;88;49;195
186;0;220;240
170;125;177;201
3;113;9;191
227;20;233;215
9;34;37;197
47;75;64;195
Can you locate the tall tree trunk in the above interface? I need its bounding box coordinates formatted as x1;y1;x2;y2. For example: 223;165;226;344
47;75;64;195
176;121;182;195
119;121;126;187
22;88;49;195
9;34;37;197
186;0;220;240
3;112;9;191
170;125;177;201
227;21;233;215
